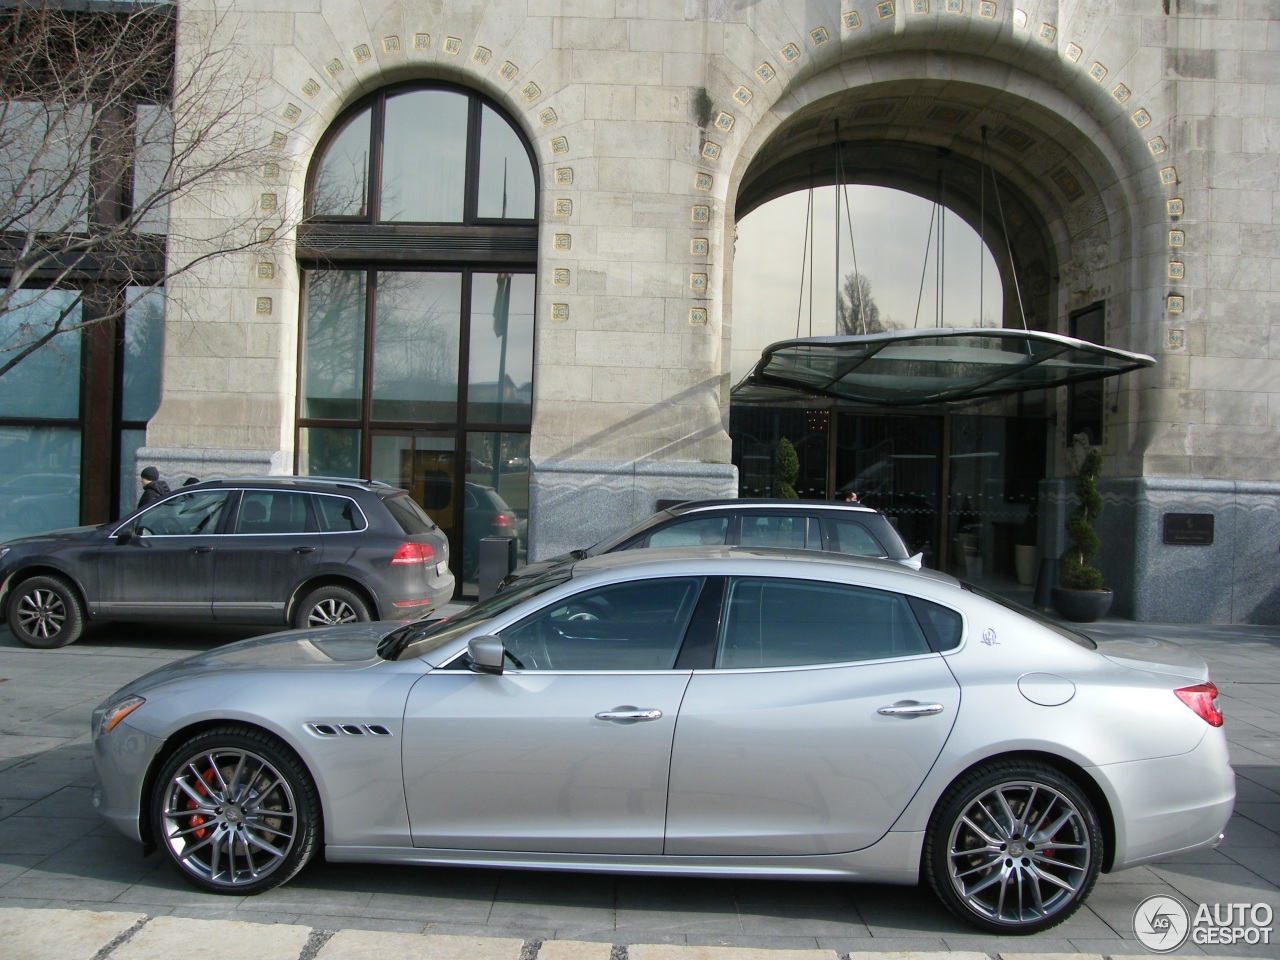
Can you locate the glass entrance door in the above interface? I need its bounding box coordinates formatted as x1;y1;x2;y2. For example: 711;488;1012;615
833;413;943;569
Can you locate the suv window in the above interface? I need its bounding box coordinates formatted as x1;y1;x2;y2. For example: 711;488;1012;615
133;490;230;537
642;516;729;548
235;490;313;534
717;577;931;668
315;494;366;532
738;514;810;549
381;492;435;534
827;517;888;557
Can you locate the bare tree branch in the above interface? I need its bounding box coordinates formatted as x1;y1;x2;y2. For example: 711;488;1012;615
0;1;289;380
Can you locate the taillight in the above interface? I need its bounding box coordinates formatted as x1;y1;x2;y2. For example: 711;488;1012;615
492;512;516;529
1175;682;1223;727
391;542;435;565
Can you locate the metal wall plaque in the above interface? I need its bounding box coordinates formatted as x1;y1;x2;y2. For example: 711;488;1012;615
1163;513;1214;545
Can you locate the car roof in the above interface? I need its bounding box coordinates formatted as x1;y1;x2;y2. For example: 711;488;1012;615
564;544;959;589
666;497;880;516
179;476;397;495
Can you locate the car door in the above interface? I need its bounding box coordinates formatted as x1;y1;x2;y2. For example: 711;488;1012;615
95;489;230;619
401;576;704;854
665;576;961;856
212;489;323;623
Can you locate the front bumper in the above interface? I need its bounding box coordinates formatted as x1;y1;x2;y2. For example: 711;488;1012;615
91;719;165;844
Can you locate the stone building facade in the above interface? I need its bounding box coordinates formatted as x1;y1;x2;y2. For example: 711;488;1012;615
8;1;1278;622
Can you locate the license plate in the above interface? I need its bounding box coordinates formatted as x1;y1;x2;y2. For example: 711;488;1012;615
437;561;450;577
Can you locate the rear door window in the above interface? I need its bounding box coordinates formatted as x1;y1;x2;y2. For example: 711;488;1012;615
315;494;367;532
717;577;931;668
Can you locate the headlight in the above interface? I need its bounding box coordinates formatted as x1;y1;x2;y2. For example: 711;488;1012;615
95;695;145;737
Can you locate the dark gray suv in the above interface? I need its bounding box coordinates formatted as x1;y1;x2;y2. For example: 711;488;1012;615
1;477;454;648
499;498;921;592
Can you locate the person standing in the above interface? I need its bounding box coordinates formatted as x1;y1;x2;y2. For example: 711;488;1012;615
137;466;170;509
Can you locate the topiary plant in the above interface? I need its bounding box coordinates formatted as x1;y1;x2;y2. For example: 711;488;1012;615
774;437;799;499
1059;448;1104;590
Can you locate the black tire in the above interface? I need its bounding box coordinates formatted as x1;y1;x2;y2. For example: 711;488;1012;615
293;584;371;629
923;759;1102;934
6;574;84;648
151;725;321;895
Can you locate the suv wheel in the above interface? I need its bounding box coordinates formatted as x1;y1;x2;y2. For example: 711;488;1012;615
294;585;371;629
7;575;85;648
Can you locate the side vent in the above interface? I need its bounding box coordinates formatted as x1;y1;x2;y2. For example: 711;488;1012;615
306;722;394;738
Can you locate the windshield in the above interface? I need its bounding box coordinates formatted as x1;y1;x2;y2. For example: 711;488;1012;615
962;582;1098;650
584;508;680;555
379;571;572;661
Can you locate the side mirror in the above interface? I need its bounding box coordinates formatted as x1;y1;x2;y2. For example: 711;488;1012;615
115;528;135;545
467;635;504;675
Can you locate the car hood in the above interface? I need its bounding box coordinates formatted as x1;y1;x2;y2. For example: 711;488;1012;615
121;622;398;694
1095;635;1210;682
2;523;105;549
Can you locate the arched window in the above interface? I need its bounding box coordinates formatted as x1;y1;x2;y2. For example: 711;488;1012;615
297;84;537;595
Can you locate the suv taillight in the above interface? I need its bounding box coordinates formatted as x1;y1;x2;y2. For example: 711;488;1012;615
493;512;516;529
391;542;436;565
1175;682;1223;727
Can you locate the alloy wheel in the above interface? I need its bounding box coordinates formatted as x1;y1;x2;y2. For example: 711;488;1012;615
15;587;66;640
944;778;1093;927
158;746;299;888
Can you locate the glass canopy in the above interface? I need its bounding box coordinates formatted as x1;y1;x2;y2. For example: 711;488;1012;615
734;328;1155;406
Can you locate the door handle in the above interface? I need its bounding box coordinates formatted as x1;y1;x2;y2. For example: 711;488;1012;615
877;701;944;717
595;707;663;723
293;546;315;554
191;545;213;554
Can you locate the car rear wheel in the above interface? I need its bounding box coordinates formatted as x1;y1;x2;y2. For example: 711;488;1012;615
6;574;84;648
294;585;371;629
924;759;1102;934
151;725;320;895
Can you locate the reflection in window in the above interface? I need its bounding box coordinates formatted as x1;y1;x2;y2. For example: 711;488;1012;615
0;102;89;232
312;107;371;217
301;271;366;420
123;287;164;422
501;578;702;671
478;105;535;219
372;272;461;421
133;105;174;233
135;490;229;537
718;578;930;668
382;91;467;223
464;432;529;582
645;517;728;548
0;290;82;419
468;273;534;424
0;427;81;542
298;427;360;478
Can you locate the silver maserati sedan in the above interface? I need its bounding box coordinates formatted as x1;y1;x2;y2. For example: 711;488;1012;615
91;547;1234;934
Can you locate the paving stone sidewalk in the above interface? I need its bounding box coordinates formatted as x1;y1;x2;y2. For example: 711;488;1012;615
0;616;1277;959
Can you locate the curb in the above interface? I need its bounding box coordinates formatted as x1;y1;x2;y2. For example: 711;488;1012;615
0;908;1234;960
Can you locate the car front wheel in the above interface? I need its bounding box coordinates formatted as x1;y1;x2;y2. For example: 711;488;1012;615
294;584;371;629
151;725;320;895
6;574;84;648
924;759;1102;934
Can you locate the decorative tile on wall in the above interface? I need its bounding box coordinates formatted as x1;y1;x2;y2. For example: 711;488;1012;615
302;79;320;98
554;199;573;217
444;37;462;55
551;303;569;322
1168;261;1185;280
352;44;371;63
473;47;492;65
877;2;895;19
1131;108;1152;128
843;12;862;29
551;136;569;154
1168;229;1185;248
1167;198;1184;216
383;36;400;54
553;233;572;251
692;204;710;223
979;1;997;18
691;238;709;256
256;297;272;315
1065;43;1082;62
810;27;829;46
695;173;713;191
501;62;519;81
555;167;573;185
414;33;430;51
734;86;752;106
690;307;708;325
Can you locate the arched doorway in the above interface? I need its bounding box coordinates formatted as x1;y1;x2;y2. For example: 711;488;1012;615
295;83;538;595
727;75;1140;586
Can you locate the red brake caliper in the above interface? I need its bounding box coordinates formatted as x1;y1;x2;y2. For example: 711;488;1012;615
186;765;217;839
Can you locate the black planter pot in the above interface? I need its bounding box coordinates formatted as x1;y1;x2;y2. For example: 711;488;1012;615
1051;587;1114;623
